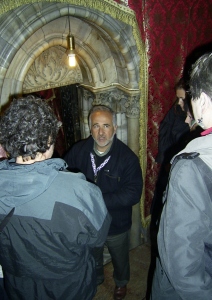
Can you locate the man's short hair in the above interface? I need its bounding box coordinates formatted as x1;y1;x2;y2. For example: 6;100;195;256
190;52;212;100
88;105;117;127
0;95;60;159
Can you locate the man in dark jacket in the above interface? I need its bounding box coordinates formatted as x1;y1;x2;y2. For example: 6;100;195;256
0;96;111;300
64;105;143;300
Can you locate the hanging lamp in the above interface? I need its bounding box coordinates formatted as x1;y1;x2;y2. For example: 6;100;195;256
66;8;76;67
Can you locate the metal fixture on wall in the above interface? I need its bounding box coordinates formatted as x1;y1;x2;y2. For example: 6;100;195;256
66;7;76;67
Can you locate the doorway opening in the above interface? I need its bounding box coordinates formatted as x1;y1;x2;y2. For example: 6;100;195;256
30;84;81;158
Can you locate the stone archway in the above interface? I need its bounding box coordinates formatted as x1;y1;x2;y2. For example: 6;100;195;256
0;0;148;240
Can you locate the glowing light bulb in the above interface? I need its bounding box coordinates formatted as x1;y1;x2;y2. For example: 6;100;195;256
68;54;76;67
66;35;76;67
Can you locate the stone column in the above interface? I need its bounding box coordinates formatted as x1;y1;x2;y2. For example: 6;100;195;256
125;95;141;249
80;88;94;138
127;116;140;155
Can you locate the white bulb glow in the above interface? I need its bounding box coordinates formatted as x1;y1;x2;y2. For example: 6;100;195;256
68;54;76;67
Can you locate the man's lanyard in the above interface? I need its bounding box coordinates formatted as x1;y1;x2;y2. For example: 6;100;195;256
90;153;111;183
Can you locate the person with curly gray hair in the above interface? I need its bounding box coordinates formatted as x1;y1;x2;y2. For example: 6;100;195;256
0;96;111;300
150;53;212;299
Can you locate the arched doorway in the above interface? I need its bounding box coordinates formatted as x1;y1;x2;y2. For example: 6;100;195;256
0;1;148;244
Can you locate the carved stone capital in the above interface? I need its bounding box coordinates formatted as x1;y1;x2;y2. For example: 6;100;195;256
79;87;140;118
81;88;95;103
124;95;140;118
92;89;128;113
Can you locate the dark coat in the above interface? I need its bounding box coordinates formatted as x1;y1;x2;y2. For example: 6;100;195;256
156;105;190;164
64;135;143;235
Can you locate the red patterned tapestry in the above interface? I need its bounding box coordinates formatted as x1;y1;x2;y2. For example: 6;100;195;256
126;0;212;223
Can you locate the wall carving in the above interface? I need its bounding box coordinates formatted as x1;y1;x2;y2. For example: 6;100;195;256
23;46;83;94
92;89;140;117
80;87;140;116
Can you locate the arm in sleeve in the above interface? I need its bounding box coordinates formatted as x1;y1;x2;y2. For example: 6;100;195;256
53;184;111;249
103;155;143;210
157;109;175;153
158;159;212;299
63;146;78;171
84;185;111;248
171;113;190;144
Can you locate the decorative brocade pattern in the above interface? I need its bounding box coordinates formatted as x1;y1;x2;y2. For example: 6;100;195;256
129;0;212;226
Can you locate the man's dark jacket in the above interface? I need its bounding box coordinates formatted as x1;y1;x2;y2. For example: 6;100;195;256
64;135;143;235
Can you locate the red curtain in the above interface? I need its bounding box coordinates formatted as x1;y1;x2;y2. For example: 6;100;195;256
125;0;212;219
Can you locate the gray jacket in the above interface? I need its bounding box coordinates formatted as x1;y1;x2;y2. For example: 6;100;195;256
156;134;212;300
0;158;111;300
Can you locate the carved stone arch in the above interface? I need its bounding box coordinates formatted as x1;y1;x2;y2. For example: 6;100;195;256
0;2;146;96
0;0;148;235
